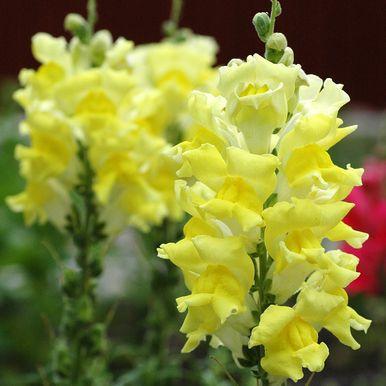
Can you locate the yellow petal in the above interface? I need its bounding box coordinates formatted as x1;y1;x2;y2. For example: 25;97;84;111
249;305;295;347
179;143;227;190
326;221;368;248
294;342;329;373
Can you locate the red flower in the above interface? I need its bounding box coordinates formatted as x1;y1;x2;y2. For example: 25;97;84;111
344;158;386;295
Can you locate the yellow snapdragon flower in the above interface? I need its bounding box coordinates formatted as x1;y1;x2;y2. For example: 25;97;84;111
279;143;363;203
296;285;371;350
159;235;253;352
262;198;367;302
178;144;277;231
218;54;303;154
249;305;329;382
14;111;78;182
7;179;71;228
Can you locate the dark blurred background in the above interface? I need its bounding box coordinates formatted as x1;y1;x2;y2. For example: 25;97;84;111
0;0;385;108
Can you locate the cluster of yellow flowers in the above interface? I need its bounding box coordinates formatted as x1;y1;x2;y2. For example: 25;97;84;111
8;30;217;235
158;53;371;382
127;33;218;141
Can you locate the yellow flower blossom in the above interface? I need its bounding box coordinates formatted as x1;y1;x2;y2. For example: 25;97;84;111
159;235;254;352
175;143;278;249
14;111;78;182
262;198;360;302
296;286;371;350
7;179;71;228
278;143;363;203
295;76;350;118
315;250;360;290
218;54;302;154
249;305;329;382
88;128;174;233
278;114;357;165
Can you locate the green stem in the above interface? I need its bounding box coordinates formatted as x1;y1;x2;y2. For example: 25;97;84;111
268;0;278;36
305;372;315;386
87;0;98;37
170;0;184;28
135;220;183;385
52;144;109;385
210;356;239;386
258;242;271;386
70;192;93;384
258;251;266;315
249;233;272;386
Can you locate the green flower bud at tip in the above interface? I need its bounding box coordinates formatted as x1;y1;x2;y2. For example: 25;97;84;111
273;0;282;17
252;12;270;42
266;32;287;51
64;13;87;34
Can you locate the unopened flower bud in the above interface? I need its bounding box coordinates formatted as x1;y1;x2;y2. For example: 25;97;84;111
162;20;177;37
273;1;282;17
266;32;287;51
279;47;294;66
76;295;94;323
88;250;103;277
81;323;106;356
18;69;33;85
52;340;71;376
92;30;112;51
62;268;80;298
252;12;270;42
64;13;87;38
91;30;113;66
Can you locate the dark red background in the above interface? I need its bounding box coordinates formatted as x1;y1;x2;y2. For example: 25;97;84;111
1;0;385;107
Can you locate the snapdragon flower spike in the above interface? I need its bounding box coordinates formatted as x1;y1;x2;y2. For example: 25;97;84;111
7;31;187;234
159;39;370;384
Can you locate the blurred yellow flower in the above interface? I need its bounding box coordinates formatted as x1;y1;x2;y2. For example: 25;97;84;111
8;31;184;234
127;34;218;138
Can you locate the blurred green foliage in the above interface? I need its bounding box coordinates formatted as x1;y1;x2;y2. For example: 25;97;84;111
0;80;67;384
